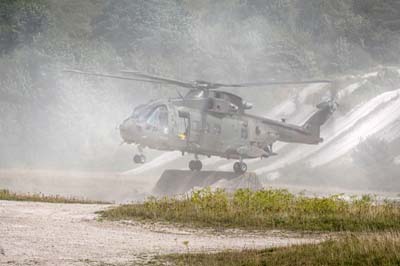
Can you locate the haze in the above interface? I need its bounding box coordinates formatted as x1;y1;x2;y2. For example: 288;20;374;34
1;0;400;194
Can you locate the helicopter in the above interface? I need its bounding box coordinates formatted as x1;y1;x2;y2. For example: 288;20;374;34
65;70;337;174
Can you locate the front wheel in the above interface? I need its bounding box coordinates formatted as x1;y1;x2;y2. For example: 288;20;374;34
133;154;146;164
233;162;247;174
189;160;202;171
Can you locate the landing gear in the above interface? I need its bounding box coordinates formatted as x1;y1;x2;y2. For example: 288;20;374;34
189;160;202;171
233;161;247;174
133;145;146;164
133;154;146;164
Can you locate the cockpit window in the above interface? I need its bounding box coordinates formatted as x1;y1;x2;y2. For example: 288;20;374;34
132;105;152;121
146;105;169;133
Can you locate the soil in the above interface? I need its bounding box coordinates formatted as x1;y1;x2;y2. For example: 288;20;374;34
0;200;319;266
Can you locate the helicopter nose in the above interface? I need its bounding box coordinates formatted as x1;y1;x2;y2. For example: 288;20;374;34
119;118;137;143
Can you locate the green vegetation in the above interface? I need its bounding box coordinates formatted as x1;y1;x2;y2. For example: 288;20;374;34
0;189;109;204
154;232;400;266
100;188;400;232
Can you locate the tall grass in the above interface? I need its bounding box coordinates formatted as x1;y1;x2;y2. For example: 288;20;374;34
158;232;400;266
0;189;109;204
100;188;400;231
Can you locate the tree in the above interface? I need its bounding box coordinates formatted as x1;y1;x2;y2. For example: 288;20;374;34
0;0;48;55
92;0;192;59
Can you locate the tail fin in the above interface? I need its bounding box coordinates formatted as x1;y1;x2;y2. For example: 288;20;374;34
302;101;337;141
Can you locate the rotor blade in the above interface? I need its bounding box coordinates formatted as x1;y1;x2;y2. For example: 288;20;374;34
122;70;332;89
121;70;195;89
64;70;166;85
210;80;332;89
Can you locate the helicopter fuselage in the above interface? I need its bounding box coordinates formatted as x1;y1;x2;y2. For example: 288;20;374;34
119;93;334;162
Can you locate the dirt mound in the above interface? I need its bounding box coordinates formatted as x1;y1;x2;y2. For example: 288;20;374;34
153;170;262;196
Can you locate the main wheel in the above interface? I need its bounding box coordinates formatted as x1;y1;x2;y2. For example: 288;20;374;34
189;160;202;171
233;162;247;174
133;154;146;164
233;162;240;173
189;160;196;171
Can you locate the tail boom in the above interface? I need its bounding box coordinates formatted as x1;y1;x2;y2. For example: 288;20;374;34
302;100;337;143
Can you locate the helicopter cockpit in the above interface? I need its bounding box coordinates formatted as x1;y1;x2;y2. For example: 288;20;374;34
132;102;168;124
120;103;170;146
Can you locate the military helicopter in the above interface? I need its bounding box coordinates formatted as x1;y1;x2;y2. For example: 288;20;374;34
65;70;336;174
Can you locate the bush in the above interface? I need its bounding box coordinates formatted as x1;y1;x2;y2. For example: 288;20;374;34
100;188;400;232
0;189;109;204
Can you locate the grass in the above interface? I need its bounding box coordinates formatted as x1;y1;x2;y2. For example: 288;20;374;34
100;188;400;232
154;232;400;266
0;189;110;204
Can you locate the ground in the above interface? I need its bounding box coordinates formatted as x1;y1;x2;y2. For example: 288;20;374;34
0;200;319;266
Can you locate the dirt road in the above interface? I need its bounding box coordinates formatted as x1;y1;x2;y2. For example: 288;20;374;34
0;200;319;266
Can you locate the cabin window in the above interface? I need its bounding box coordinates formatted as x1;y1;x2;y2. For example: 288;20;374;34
256;126;261;136
241;124;248;139
213;124;221;135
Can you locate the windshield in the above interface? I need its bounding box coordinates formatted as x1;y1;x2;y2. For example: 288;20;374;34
132;105;152;122
146;105;169;134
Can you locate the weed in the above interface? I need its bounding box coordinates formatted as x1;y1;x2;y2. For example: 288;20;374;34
0;189;110;204
156;232;400;266
100;188;400;232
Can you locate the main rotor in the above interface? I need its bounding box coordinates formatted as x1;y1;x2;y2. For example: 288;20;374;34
64;69;332;92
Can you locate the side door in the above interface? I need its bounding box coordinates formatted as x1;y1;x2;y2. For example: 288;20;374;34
177;110;201;146
175;110;190;148
200;114;222;152
188;112;202;144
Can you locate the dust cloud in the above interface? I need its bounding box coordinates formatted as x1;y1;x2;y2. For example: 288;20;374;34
1;1;400;200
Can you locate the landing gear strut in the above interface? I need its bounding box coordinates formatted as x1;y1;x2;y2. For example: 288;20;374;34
133;146;146;164
189;160;202;171
233;161;247;174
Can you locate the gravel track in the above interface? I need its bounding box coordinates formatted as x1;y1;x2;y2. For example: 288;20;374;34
0;200;319;266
